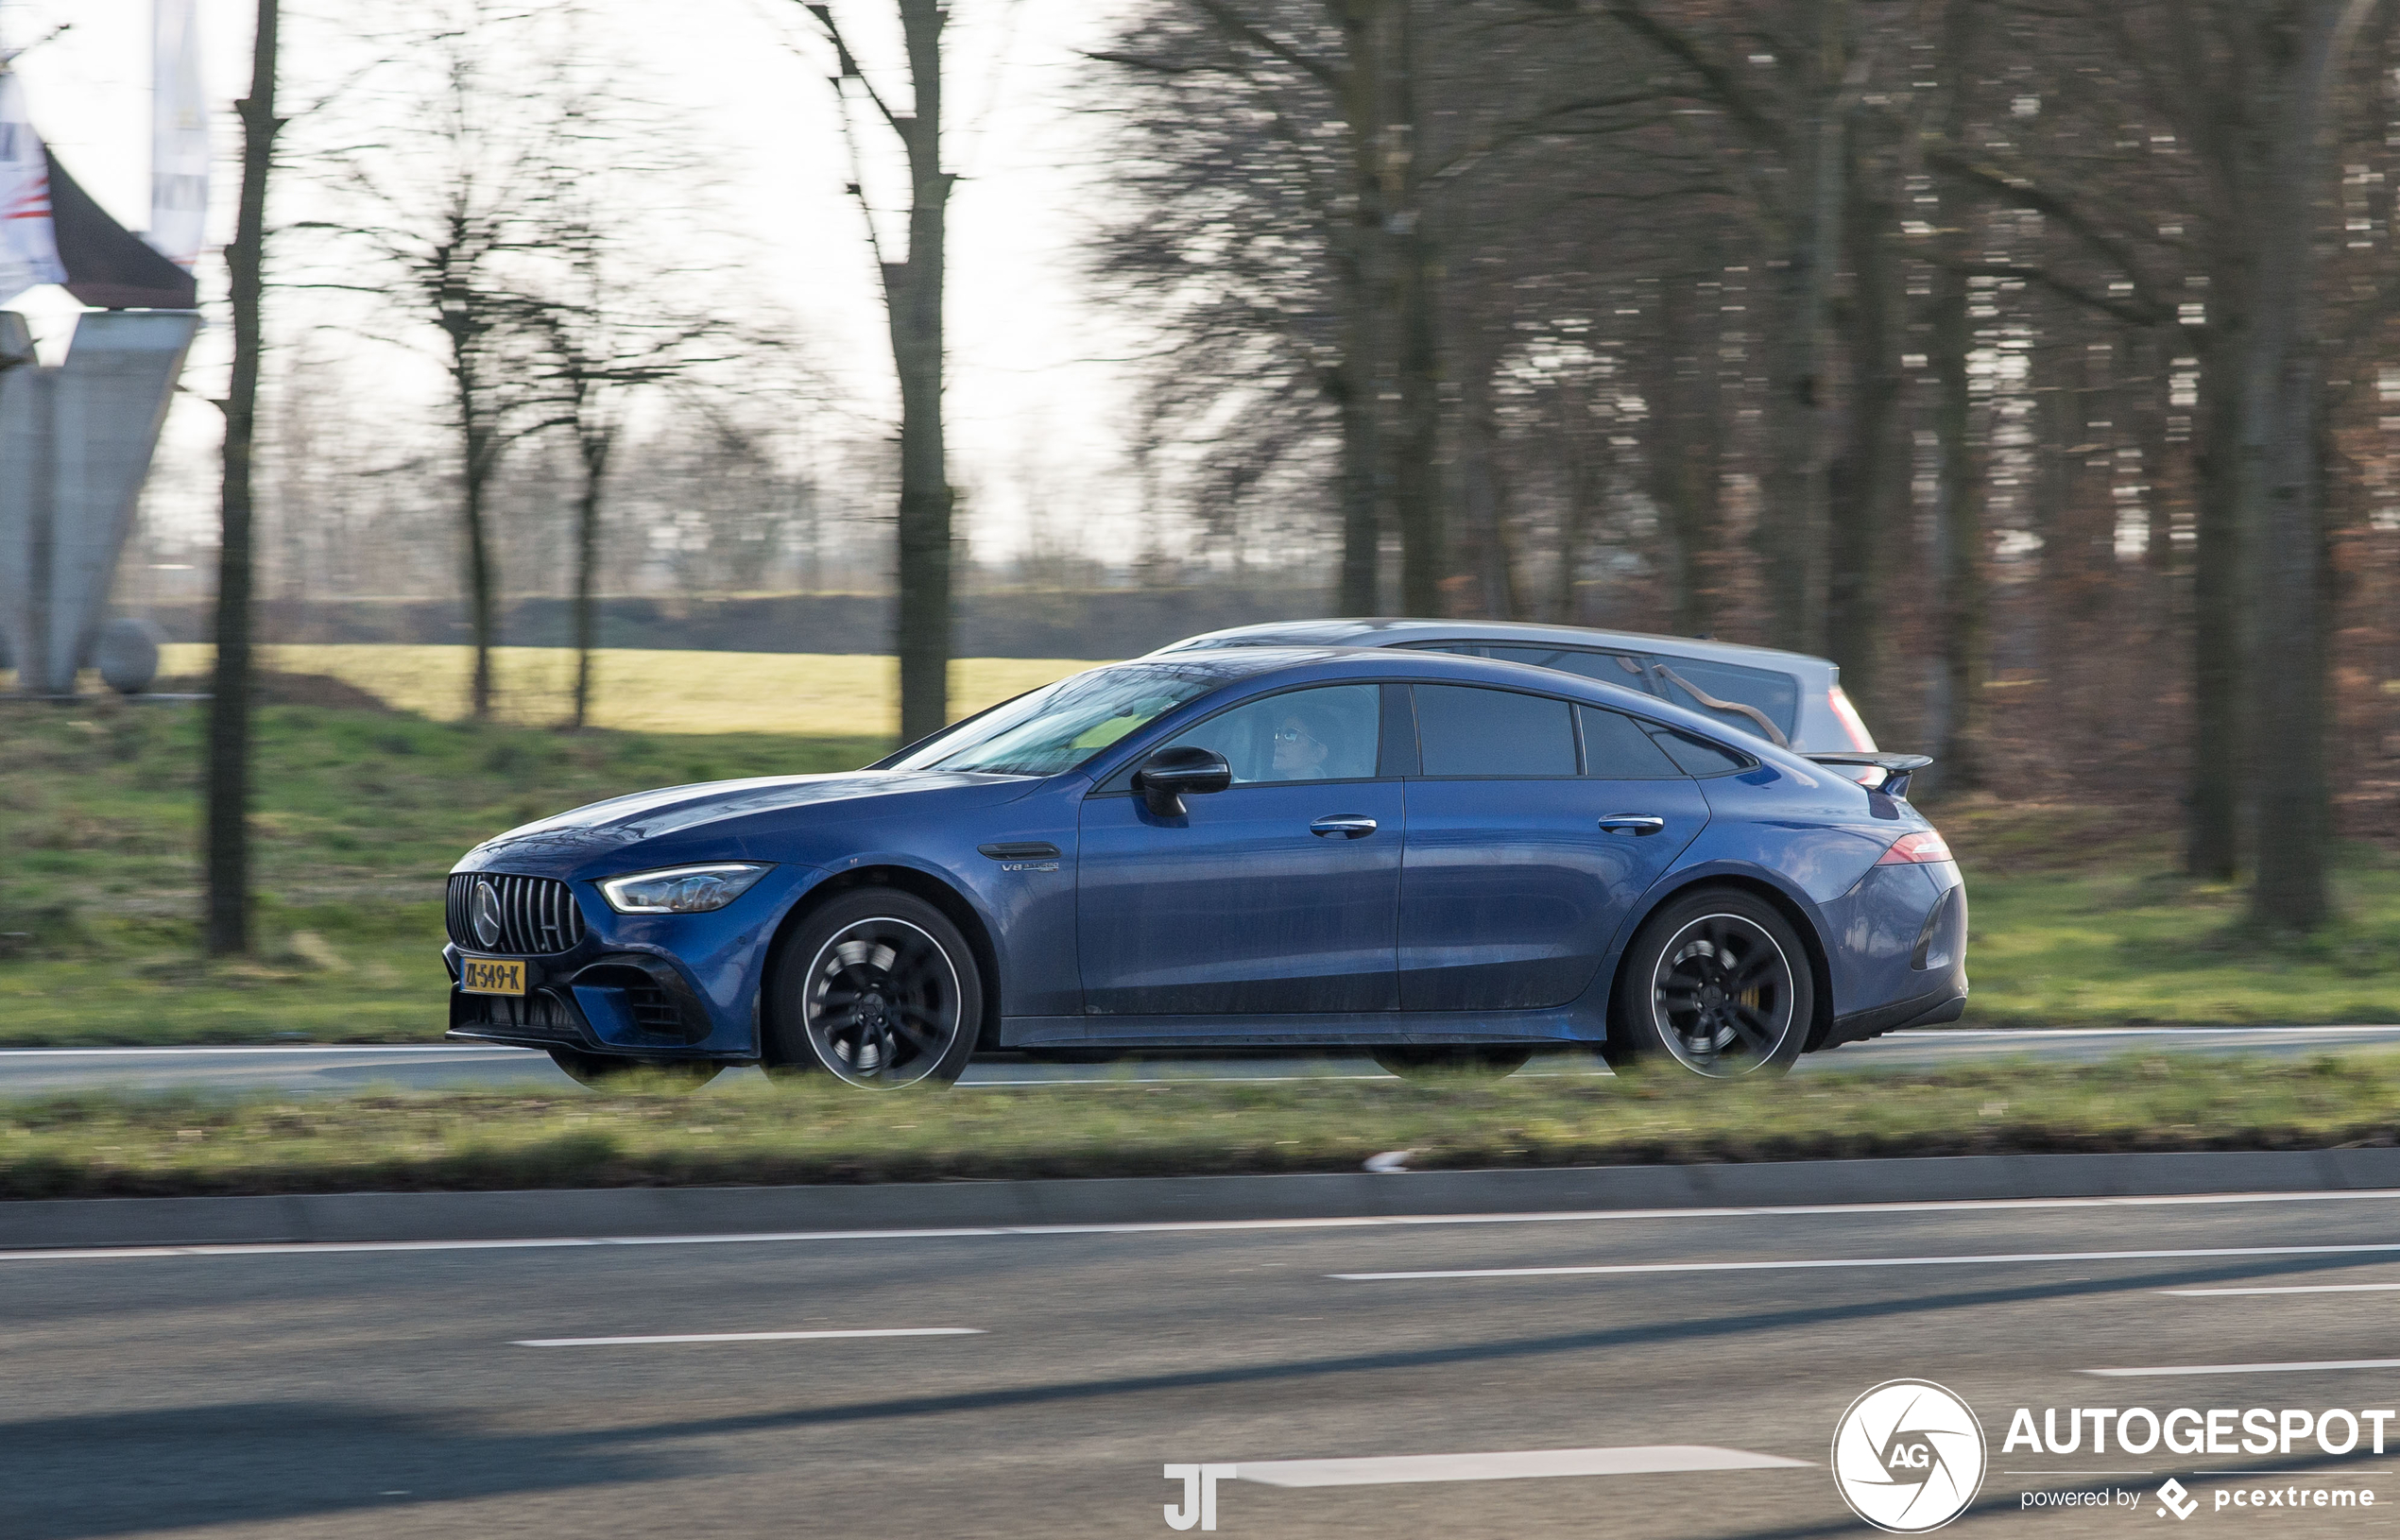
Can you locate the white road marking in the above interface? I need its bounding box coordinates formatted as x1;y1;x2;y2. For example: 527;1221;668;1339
2086;1358;2400;1377
1333;1241;2400;1282
513;1327;982;1346
2162;1282;2400;1296
0;1046;541;1056
9;1189;2400;1264
1232;1446;1809;1487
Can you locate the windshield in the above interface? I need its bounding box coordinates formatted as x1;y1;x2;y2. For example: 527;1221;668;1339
886;662;1230;777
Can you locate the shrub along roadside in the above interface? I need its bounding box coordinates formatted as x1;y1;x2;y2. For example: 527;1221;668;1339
3;1052;2394;1201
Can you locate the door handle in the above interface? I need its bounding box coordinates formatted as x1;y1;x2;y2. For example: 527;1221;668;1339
1310;814;1379;839
1598;814;1667;835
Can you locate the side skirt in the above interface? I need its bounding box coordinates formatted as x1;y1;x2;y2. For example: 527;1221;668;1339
998;1010;1603;1050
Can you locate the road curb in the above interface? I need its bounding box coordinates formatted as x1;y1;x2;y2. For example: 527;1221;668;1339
9;1148;2400;1249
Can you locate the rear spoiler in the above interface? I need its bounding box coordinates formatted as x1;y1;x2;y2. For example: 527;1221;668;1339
1806;752;1932;800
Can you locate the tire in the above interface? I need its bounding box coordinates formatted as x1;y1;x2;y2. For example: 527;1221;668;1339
547;1046;722;1091
1371;1045;1534;1082
1603;887;1813;1080
765;889;982;1088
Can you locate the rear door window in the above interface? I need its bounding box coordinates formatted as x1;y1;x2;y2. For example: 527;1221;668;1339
1414;685;1577;777
1578;707;1686;779
1646;656;1799;745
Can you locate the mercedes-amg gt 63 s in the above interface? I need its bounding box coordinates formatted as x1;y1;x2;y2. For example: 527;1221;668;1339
442;646;1965;1088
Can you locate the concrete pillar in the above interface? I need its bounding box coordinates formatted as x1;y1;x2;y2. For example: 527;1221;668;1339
0;308;199;696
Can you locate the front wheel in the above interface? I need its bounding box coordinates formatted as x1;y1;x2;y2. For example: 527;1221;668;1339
766;889;982;1088
1603;888;1812;1079
1371;1045;1534;1082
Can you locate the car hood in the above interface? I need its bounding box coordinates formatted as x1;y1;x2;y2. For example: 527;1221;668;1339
455;770;1025;871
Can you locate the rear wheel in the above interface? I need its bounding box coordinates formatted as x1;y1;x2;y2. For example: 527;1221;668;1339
766;890;982;1088
546;1046;722;1091
1371;1045;1534;1082
1603;888;1812;1080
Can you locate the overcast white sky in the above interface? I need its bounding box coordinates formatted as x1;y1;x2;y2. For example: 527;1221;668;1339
3;0;1140;561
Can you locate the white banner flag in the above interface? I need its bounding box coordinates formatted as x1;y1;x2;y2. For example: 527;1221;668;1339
148;0;208;271
0;72;64;305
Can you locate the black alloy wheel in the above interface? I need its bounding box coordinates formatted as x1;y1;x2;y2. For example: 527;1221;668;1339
1606;888;1812;1079
546;1045;722;1091
768;889;982;1088
1371;1045;1535;1081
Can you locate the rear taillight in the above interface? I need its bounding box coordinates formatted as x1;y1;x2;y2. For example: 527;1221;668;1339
1877;830;1954;865
1828;687;1876;750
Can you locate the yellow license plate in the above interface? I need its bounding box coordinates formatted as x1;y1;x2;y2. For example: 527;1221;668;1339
461;958;525;996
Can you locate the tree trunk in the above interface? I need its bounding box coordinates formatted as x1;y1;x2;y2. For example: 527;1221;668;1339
1757;0;1847;654
1824;118;1901;717
1927;267;1984;784
887;0;955;745
1653;274;1722;637
1336;0;1395;617
1553;379;1598;623
570;424;609;731
1335;353;1380;614
2242;0;2362;932
205;0;279;959
1924;0;1985;788
2186;321;2246;881
1385;0;1442;615
1457;366;1517;619
456;356;497;721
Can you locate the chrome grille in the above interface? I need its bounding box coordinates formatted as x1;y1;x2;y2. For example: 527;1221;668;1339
446;874;587;954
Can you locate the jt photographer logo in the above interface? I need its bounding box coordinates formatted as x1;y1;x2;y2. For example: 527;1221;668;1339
1832;1379;1988;1533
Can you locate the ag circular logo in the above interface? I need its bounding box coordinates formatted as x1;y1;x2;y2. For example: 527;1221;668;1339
1830;1379;1986;1533
471;880;505;950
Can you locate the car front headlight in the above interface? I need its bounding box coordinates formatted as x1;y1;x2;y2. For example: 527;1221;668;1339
598;863;773;915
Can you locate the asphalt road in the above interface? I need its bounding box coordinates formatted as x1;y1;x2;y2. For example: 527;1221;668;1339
5;1024;2398;1099
13;1189;2400;1536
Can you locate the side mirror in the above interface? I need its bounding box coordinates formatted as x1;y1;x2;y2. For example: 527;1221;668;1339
1132;745;1233;817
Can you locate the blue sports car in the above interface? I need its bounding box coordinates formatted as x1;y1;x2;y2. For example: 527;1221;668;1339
442;647;1966;1087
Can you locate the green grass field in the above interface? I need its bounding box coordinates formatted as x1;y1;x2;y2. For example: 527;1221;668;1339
2;647;2396;1044
3;1051;2394;1198
153;643;1098;736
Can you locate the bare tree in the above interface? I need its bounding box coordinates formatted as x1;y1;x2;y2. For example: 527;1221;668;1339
802;3;958;742
525;214;798;729
205;0;282;958
327;2;585;719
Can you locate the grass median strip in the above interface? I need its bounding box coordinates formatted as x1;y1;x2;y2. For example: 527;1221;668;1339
2;1052;2398;1201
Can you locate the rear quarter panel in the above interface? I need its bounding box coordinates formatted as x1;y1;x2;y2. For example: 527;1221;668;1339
1679;759;1907;1019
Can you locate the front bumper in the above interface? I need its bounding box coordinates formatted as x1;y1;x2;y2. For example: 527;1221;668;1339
439;864;821;1062
443;944;729;1059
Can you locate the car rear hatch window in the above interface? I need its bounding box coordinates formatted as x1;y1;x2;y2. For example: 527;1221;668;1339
1645;656;1798;747
1398;641;1653;689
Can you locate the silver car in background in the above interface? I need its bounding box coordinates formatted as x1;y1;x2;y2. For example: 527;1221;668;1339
1153;618;1878;756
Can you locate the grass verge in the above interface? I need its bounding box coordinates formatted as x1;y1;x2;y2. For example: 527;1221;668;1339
1924;797;2400;1027
0;693;883;1045
4;1052;2396;1200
